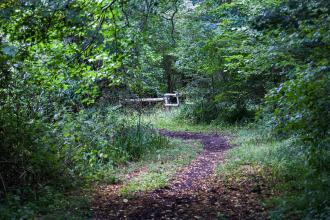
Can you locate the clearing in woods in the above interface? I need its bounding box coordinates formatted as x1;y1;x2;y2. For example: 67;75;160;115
93;129;269;219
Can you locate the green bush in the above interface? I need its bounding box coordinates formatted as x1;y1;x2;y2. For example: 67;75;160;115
178;100;218;124
56;108;169;172
0;106;169;218
178;100;255;124
264;66;330;170
112;122;169;163
0;108;66;195
219;126;330;219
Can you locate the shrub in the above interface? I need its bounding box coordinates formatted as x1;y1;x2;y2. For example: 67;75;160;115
56;108;169;172
178;100;218;124
112;121;169;162
219;126;330;219
0;108;66;196
178;100;255;124
264;66;330;170
0;106;169;218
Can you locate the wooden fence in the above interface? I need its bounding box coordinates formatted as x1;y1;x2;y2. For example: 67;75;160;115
125;93;180;109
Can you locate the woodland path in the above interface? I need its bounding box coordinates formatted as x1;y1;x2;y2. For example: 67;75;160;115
93;130;267;220
158;130;230;191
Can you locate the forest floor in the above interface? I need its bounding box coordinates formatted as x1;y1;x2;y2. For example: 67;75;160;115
93;129;270;219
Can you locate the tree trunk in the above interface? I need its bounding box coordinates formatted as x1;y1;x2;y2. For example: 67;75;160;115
162;54;174;93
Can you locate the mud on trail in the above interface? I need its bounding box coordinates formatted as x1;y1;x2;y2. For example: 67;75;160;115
93;131;268;220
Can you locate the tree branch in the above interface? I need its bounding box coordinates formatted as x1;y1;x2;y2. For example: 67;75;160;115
170;0;179;44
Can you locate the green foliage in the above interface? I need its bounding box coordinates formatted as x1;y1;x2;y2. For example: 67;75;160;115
175;0;271;123
119;139;203;196
141;107;236;134
176;0;330;129
217;126;330;219
0;106;169;218
0;0;329;218
178;101;218;124
265;66;330;169
113;121;169;163
0;186;91;220
54;107;169;181
0;108;66;193
179;100;255;124
120;172;169;197
1;0;179;217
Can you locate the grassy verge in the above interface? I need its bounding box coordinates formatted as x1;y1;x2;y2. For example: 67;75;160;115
145;109;329;219
118;139;203;197
217;127;330;219
18;125;203;219
142;108;236;134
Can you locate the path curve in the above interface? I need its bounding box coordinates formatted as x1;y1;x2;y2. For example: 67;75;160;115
158;130;230;191
93;130;236;220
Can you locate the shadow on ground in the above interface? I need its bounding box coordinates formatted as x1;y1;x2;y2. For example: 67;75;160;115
93;130;269;220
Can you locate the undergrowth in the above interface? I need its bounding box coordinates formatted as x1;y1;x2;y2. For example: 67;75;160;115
142;108;235;134
119;139;203;196
0;107;169;219
147;107;329;219
217;126;330;219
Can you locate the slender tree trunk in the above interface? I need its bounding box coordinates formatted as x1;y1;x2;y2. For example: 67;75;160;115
163;55;174;93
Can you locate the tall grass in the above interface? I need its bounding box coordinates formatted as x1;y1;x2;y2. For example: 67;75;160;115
0;107;170;219
217;127;330;219
54;107;169;178
119;139;203;196
146;108;329;219
142;107;235;134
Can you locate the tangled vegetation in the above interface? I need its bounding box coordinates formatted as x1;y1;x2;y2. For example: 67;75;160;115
0;0;329;219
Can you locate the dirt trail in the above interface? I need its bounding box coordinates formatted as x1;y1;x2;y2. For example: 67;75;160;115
93;130;267;220
158;130;230;191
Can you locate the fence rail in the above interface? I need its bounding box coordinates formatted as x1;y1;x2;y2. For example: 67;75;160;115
124;93;180;109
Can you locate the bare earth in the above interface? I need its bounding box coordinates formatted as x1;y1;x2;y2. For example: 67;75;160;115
93;130;268;220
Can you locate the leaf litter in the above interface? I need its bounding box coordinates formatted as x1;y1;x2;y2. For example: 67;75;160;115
93;130;271;219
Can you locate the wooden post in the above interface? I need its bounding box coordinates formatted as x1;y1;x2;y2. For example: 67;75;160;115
164;96;170;111
176;92;180;107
